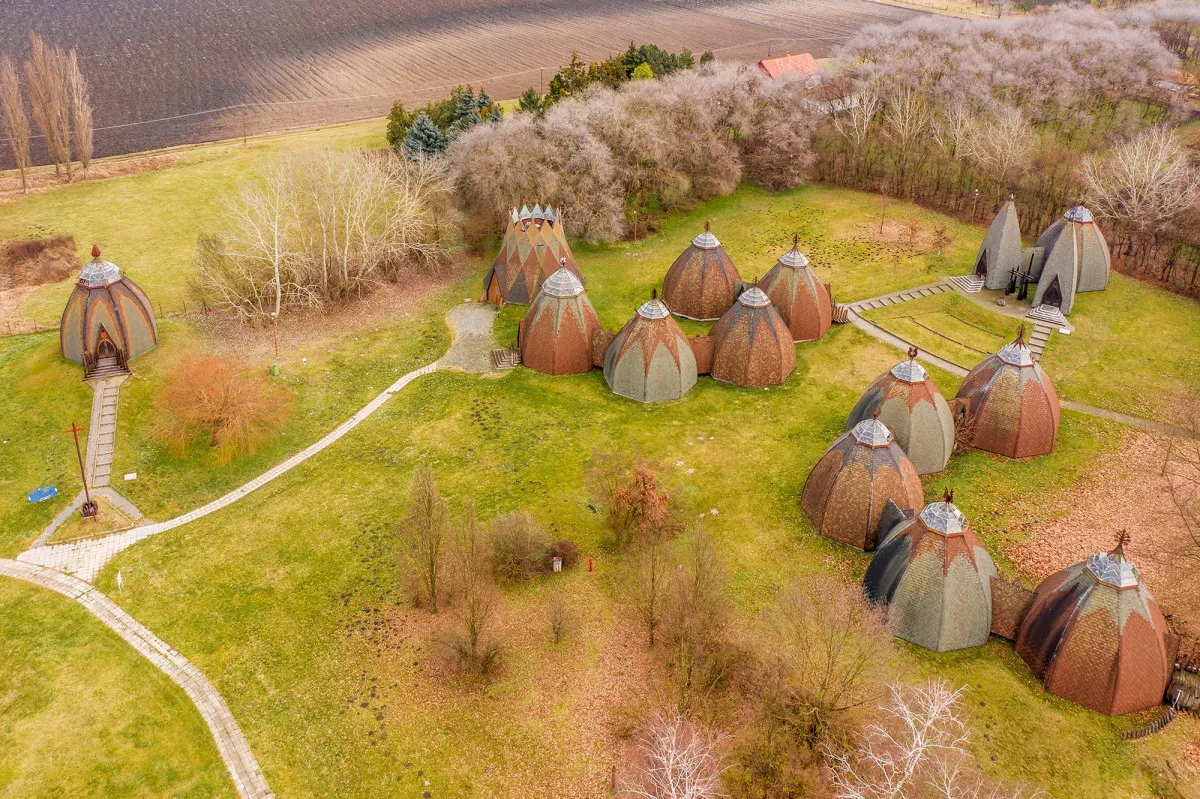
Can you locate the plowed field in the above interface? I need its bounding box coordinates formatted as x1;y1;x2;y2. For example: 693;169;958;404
0;0;918;160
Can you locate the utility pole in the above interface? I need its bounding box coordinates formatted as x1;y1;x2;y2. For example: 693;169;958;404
63;419;97;519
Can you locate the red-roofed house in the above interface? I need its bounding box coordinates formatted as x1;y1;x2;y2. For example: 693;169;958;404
757;52;821;86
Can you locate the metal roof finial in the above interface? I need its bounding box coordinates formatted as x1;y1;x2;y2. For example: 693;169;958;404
1015;324;1026;347
651;287;658;301
907;345;918;361
91;244;101;259
792;233;799;248
1111;530;1131;561
871;405;881;420
704;220;711;232
943;487;954;505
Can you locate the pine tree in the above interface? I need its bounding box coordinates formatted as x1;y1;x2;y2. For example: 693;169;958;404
403;113;445;161
476;89;492;112
385;101;413;149
631;62;654;81
488;106;503;123
518;87;544;115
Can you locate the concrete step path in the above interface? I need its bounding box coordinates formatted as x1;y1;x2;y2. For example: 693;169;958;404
86;376;125;489
0;558;274;799
844;280;952;313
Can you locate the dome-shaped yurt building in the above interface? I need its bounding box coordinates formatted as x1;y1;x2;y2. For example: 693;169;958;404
60;246;158;372
863;492;998;653
757;237;832;342
519;267;602;376
708;286;795;387
955;328;1059;459
1015;534;1172;716
662;222;741;321
801;415;925;551
845;348;955;475
483;204;581;306
1029;205;1111;315
603;290;698;403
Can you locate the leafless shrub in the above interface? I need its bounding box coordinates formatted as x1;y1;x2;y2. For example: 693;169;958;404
442;505;502;674
623;713;727;799
0;55;32;194
153;355;292;463
400;465;449;613
546;586;570;644
24;33;71;180
587;454;682;549
490;509;551;584
962;105;1034;189
195;149;457;321
624;524;675;648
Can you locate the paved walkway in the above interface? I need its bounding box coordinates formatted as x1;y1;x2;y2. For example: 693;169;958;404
438;302;499;374
87;376;124;488
19;361;439;582
0;558;275;799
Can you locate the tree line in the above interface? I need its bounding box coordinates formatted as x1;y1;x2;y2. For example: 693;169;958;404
0;33;95;192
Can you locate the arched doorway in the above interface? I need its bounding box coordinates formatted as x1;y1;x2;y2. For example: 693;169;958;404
95;328;118;360
974;251;988;279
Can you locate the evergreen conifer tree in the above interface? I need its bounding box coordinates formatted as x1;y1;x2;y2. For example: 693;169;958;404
518;87;543;115
403;113;445;161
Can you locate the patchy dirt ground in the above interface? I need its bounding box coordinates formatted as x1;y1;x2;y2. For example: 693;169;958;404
0;236;79;333
1004;432;1200;636
0;156;177;204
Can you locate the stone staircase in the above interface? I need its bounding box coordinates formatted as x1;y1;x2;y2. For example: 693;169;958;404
844;281;952;314
490;348;520;370
1028;304;1068;327
948;274;984;293
88;379;122;489
1026;323;1053;361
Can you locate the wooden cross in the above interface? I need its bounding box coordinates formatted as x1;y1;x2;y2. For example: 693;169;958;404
62;420;96;519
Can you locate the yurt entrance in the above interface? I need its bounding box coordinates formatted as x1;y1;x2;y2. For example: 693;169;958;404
1042;276;1063;309
974;251;987;278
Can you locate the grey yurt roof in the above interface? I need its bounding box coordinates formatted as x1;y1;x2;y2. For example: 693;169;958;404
1064;205;1094;223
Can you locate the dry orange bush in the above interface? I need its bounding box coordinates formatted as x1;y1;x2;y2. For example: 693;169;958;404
154;355;292;463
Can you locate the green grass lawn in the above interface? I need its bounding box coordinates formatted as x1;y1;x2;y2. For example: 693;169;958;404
0;579;234;799
89;320;1195;798
862;292;1018;370
0;118;385;327
0;334;93;556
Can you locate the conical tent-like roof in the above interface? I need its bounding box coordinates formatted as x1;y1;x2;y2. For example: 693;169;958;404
708;287;795;387
604;291;698;403
662;223;742;321
1030;205;1111;314
864;493;998;653
520;268;602;376
955;329;1059;459
801;417;925;551
974;197;1024;291
757;238;832;342
1016;534;1172;715
846;348;955;474
60;246;158;365
483;204;582;305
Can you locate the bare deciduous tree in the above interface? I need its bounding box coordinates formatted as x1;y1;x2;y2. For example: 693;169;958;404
24;33;71;180
624;523;675;648
963;106;1034;191
66;49;94;180
401;465;448;613
1083;127;1200;254
1161;391;1200;556
624;713;726;799
443;504;502;674
757;574;892;748
0;55;31;194
666;528;730;712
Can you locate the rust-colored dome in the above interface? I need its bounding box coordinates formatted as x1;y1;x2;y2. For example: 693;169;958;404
801;418;925;551
520;268;602;376
708;287;795;387
662;223;741;321
603;292;698;403
757;239;831;342
955;329;1060;459
483;204;581;305
1016;535;1171;715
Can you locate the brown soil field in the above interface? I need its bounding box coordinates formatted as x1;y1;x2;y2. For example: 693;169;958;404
0;0;919;163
